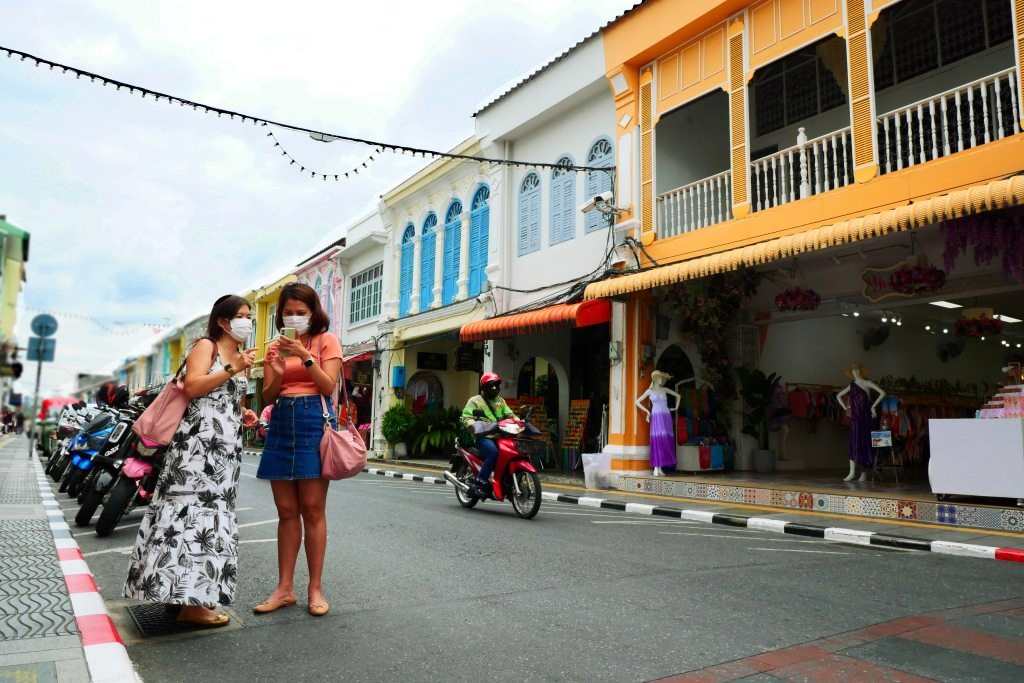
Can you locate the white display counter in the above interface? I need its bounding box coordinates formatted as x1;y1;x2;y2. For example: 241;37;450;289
928;418;1024;500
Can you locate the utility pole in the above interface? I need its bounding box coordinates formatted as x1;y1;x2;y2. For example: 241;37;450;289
27;314;58;458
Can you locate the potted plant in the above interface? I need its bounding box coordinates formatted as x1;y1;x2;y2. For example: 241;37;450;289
409;407;473;458
736;368;782;473
381;403;416;459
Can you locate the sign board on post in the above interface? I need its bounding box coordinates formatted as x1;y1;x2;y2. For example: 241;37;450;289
30;314;58;338
27;337;56;363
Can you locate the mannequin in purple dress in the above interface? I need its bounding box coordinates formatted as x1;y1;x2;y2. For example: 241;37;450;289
636;370;681;477
835;363;886;482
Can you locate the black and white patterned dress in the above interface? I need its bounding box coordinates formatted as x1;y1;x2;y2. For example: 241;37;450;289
123;357;244;608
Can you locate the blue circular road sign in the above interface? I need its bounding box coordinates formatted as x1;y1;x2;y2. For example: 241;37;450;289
31;314;58;338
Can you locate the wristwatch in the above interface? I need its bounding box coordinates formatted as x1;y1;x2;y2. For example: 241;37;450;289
303;358;315;369
224;364;236;376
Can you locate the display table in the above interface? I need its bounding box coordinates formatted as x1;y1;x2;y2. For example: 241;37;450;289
929;418;1024;500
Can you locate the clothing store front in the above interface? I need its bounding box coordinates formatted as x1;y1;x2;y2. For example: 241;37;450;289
590;193;1024;533
462;300;612;472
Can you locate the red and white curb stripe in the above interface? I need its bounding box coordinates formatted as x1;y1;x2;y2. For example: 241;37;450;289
362;467;1024;564
33;460;140;683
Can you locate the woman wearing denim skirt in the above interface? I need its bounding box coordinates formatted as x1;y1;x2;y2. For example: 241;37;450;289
255;283;341;617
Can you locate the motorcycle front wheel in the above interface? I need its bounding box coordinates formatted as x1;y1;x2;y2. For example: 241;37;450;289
509;470;542;519
75;484;106;527
95;476;136;538
65;468;87;498
452;462;479;509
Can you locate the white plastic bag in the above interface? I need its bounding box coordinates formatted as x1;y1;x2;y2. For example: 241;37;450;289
582;452;610;489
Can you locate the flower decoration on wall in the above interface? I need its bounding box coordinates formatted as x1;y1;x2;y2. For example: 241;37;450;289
889;263;946;295
954;315;1004;339
774;287;821;312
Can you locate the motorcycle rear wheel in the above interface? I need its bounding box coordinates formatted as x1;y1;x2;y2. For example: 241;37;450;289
49;453;68;481
509;470;542;519
95;476;136;538
452;462;479;509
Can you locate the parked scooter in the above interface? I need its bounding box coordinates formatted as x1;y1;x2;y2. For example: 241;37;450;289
443;412;543;519
76;386;161;528
94;432;166;537
59;411;117;497
45;403;93;480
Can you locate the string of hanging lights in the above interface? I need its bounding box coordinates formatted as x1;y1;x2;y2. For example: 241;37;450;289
265;126;382;182
0;44;616;176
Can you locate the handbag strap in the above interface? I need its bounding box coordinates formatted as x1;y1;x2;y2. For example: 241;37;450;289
174;339;219;380
318;334;356;431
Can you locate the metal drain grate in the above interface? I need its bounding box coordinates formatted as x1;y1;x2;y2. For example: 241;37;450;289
126;604;197;638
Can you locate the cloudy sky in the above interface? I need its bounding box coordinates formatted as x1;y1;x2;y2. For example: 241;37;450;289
0;0;632;398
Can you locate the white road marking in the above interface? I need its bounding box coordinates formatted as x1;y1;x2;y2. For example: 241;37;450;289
83;546;134;557
749;547;854;556
241;472;258;479
239;538;277;545
73;522;141;538
589;520;704;526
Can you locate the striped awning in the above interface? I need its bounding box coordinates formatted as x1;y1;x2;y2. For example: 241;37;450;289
584;175;1024;300
460;299;612;343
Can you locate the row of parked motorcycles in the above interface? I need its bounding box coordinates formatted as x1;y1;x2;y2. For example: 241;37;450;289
41;386;165;537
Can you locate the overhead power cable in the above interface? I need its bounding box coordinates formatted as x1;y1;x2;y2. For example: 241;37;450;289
0;44;617;175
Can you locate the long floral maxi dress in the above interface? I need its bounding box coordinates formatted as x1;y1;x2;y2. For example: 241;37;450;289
123;359;244;608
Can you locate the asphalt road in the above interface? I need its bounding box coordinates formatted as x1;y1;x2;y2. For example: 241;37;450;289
56;456;1024;682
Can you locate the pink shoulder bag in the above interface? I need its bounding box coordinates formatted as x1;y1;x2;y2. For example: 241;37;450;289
132;343;216;446
318;337;367;480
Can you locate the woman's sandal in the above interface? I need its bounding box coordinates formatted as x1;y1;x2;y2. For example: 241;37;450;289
308;600;330;617
253;595;297;615
176;611;231;628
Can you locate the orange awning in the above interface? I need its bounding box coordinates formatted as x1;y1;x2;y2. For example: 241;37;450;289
460;300;612;343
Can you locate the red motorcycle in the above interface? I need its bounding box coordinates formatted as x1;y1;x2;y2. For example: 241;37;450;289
443;416;543;519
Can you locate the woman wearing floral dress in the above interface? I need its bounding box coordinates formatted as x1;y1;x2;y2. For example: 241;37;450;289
123;295;258;627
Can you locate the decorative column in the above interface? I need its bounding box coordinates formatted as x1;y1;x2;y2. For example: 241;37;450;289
847;0;879;182
603;292;654;479
607;65;638;232
432;221;444;309
410;233;421;315
457;213;471;300
727;15;751;219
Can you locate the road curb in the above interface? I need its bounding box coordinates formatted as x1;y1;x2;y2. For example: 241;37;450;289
362;467;1024;564
33;458;140;683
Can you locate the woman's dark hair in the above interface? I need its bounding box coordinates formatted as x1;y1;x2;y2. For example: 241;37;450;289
206;294;251;341
275;283;330;337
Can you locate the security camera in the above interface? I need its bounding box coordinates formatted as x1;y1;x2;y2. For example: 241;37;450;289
579;191;615;215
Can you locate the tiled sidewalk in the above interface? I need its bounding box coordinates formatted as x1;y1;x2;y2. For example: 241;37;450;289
0;436;90;682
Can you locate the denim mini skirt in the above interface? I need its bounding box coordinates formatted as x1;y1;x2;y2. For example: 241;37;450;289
257;395;335;480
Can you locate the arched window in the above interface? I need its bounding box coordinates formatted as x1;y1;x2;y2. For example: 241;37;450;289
399;223;415;317
549;156;576;245
419;213;438;311
518;173;541;256
442;199;462;305
585;139;614;233
468;185;490;297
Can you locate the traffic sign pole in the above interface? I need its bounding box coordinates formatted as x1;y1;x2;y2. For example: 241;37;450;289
27;314;58;459
29;358;42;458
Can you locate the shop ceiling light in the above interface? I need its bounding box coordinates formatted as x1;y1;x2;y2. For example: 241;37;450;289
881;316;888;323
852;311;860;317
930;301;962;309
925;325;932;331
994;314;1022;324
943;328;949;334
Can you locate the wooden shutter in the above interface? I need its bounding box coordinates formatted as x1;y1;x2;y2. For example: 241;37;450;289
550;172;564;244
1015;0;1024;129
420;231;434;310
727;22;748;214
586;140;614;234
562;171;576;242
469;203;489;296
518;175;541;255
639;70;654;235
399;241;413;317
443;206;460;305
846;0;877;180
529;185;541;252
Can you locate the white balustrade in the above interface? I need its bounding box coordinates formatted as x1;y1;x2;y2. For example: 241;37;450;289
878;67;1020;175
656;170;733;238
750;126;854;213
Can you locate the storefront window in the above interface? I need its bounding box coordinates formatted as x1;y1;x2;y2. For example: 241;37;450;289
407;371;443;415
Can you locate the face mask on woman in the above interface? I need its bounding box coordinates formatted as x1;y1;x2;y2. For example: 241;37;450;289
283;315;311;335
227;318;253;343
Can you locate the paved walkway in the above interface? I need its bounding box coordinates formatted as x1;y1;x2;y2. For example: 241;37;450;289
0;436;90;682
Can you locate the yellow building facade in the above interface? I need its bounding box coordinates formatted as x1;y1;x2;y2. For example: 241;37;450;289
591;0;1024;475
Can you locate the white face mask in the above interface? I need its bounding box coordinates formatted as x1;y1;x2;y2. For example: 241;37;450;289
227;318;252;343
283;315;311;335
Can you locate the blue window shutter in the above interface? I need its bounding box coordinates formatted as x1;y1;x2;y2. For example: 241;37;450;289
419;213;437;310
562;170;576;242
518;174;541;256
549;157;574;245
469;186;489;296
549;174;562;245
585;139;614;233
442;201;461;305
399;224;415;317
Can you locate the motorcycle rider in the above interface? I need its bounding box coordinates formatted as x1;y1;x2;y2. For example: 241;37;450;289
461;372;517;498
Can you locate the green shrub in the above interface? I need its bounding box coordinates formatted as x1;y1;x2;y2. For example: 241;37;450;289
409;407;473;456
381;403;416;445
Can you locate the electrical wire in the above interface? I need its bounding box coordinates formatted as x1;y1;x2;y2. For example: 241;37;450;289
0;44;616;175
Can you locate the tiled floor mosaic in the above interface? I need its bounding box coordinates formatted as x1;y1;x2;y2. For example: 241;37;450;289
621;475;1022;533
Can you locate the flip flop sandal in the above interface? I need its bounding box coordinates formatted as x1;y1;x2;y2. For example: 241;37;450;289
253;595;297;614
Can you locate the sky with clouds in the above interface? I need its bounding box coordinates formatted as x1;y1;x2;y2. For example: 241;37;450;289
0;0;633;399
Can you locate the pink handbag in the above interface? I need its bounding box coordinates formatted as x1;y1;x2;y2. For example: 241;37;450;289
320;374;367;480
132;344;214;446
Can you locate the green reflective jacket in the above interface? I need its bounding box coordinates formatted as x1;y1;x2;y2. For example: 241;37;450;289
461;394;515;428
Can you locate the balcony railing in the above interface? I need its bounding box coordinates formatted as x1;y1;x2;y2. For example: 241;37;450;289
751;127;854;213
878;67;1021;174
656;170;732;238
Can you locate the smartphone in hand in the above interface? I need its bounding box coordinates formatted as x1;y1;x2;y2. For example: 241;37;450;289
279;327;297;357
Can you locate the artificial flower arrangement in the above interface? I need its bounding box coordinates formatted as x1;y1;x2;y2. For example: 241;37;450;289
774;287;821;312
954;315;1004;339
889;263;946;295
